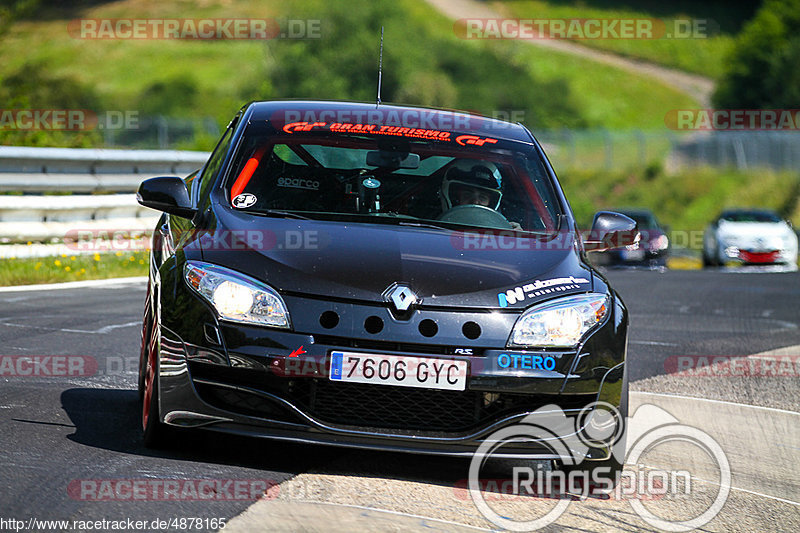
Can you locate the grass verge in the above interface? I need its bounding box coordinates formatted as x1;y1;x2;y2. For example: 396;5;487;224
0;0;699;144
0;251;148;286
491;0;750;79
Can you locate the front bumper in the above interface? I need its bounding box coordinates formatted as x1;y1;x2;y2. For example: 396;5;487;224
153;275;628;458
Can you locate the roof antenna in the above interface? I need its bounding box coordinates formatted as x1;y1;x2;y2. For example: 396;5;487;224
376;26;384;107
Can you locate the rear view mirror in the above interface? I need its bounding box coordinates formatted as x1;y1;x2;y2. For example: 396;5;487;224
584;211;638;252
366;150;420;169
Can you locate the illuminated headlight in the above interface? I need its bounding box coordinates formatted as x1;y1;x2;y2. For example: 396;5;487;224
724;246;740;258
508;293;610;348
183;261;290;328
652;234;669;251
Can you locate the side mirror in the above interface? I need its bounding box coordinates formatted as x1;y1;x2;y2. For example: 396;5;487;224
137;176;196;219
584;211;638;252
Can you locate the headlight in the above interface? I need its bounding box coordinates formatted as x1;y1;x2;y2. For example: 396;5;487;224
508;293;609;348
183;261;291;328
652;234;669;251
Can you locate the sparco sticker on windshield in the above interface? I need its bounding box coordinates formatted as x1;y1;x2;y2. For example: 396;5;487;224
498;276;589;307
232;193;257;208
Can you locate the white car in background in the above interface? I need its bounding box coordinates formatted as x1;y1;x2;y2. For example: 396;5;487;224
703;209;798;267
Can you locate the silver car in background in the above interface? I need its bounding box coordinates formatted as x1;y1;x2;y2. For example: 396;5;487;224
703;209;798;268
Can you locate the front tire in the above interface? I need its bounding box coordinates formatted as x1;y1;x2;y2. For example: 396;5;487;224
141;312;171;448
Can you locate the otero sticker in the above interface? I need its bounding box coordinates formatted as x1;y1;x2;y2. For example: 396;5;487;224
232;193;257;208
498;275;589;307
497;353;557;371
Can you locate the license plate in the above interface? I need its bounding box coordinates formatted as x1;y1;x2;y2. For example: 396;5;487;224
329;351;468;391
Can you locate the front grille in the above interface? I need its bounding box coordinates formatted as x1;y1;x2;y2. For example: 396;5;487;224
189;362;592;434
287;379;590;432
312;335;485;356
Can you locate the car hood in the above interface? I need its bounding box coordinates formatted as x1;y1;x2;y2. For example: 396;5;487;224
197;211;595;309
717;221;793;241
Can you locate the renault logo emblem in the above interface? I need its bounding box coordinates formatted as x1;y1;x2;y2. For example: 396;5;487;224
384;284;418;312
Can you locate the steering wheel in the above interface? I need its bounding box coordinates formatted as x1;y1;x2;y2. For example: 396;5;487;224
437;204;513;229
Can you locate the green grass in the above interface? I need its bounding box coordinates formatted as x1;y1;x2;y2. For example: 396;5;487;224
492;0;749;79
504;40;697;129
0;251;149;286
561;165;800;239
0;0;700;144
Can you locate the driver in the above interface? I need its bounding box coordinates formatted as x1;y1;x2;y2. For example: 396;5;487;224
440;159;503;211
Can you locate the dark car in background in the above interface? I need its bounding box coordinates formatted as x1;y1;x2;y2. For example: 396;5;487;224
593;208;669;267
136;100;637;478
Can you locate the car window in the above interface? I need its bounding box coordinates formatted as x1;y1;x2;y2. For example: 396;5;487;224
198;127;234;201
721;211;781;223
225;134;562;232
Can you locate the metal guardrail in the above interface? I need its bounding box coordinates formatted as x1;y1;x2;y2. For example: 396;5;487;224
0;147;210;246
0;146;209;193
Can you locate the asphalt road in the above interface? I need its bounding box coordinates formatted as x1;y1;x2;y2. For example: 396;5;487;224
0;270;798;532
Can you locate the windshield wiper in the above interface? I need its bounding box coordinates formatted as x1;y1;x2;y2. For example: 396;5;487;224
254;209;312;220
396;220;455;231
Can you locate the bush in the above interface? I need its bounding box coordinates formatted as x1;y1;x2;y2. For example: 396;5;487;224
714;0;800;108
0;61;104;147
266;0;585;129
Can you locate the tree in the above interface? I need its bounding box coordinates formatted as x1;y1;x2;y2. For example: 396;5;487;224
714;0;800;109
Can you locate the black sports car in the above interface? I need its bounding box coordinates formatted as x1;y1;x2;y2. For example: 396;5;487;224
137;100;635;477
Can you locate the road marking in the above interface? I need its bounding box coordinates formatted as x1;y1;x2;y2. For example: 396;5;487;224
236;499;494;532
632;391;799;416
637;464;800;507
629;340;679;346
0;319;141;335
0;276;146;293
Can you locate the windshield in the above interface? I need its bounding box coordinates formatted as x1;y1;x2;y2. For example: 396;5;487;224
224;131;562;232
721;211;781;223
